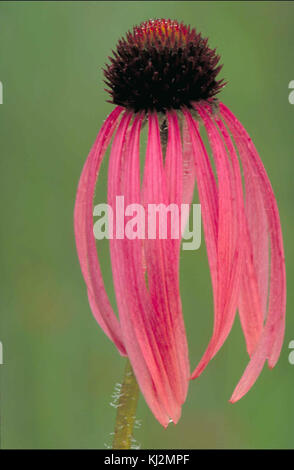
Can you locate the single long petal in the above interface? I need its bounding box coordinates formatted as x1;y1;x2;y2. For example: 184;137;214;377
236;121;269;355
142;112;189;411
164;111;190;398
220;103;286;402
237;221;265;356
183;109;218;379
189;103;244;378
242;162;269;321
108;112;176;426
213;110;263;357
211;108;246;354
183;109;218;301
74;106;126;355
167;114;196;249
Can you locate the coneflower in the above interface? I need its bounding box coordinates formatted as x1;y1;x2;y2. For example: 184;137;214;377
74;19;286;446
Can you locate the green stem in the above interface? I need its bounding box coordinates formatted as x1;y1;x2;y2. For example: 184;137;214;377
112;359;140;449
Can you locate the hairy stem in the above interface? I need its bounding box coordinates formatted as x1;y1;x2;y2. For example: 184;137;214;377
112;359;140;449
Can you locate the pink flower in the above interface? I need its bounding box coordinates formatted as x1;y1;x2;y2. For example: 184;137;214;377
74;19;286;427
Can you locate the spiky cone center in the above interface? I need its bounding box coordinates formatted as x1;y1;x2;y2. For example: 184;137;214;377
104;19;225;113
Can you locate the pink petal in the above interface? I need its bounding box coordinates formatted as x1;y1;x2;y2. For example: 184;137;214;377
183;109;218;379
243;161;269;321
166;114;196;247
237;222;265;356
189;103;244;378
165;112;182;207
108;112;175;426
164;111;190;396
142;112;190;414
220;103;286;402
74;106;126;355
213;111;264;357
182;116;196;209
183;109;218;301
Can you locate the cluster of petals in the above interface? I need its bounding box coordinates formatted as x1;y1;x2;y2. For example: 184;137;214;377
74;101;286;427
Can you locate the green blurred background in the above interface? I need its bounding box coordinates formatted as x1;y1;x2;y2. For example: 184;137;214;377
0;0;293;449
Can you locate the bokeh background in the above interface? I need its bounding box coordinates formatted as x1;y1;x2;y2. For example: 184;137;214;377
0;0;293;449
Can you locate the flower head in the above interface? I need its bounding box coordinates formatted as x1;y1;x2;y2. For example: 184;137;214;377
104;19;225;112
74;19;286;427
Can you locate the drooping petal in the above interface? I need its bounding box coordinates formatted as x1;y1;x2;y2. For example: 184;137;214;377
213;111;264;357
165;111;183;233
220;103;286;402
196;104;236;356
183;108;218;304
123;115;174;425
242;162;269;321
142;112;189;412
183;109;218;378
211;108;247;353
237;220;266;356
188;103;244;378
170;115;197;252
107;112;178;426
163;111;190;397
74;106;126;355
